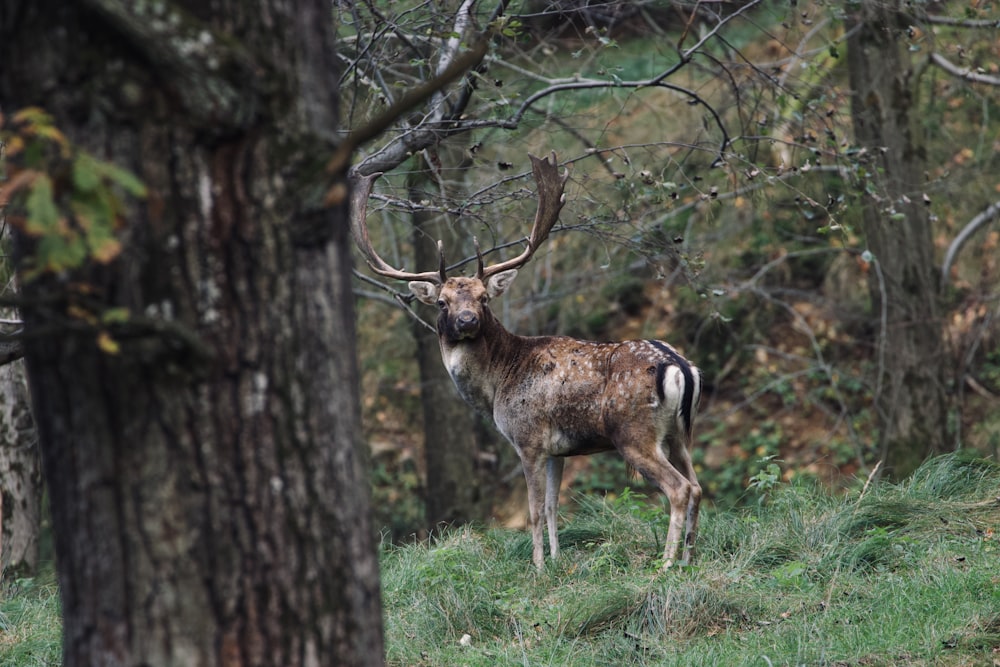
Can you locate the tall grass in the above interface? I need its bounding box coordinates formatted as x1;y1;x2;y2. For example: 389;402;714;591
1;454;997;666
382;453;1000;666
0;571;60;667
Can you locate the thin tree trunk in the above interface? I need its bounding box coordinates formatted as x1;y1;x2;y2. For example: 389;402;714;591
0;1;383;664
408;160;483;528
846;0;950;477
0;357;40;578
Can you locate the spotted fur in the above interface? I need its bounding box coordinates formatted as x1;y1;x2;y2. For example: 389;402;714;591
411;271;704;570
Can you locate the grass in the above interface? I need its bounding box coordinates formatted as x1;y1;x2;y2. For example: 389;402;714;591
382;453;1000;666
1;454;998;666
0;571;60;666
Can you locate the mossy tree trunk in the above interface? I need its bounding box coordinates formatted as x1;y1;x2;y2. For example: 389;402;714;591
0;1;383;665
846;1;950;477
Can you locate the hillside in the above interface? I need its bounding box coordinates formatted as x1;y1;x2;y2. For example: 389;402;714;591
352;2;1000;539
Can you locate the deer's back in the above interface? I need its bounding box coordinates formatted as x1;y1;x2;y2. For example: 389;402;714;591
493;337;697;456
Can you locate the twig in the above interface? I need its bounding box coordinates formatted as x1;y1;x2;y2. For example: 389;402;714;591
327;30;493;180
857;460;883;504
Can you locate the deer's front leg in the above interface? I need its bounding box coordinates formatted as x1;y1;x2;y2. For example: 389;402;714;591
545;457;565;561
521;452;549;570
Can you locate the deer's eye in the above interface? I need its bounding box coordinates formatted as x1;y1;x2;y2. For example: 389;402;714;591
436;299;446;309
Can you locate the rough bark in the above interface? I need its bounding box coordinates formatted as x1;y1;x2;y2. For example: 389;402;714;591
407;165;483;528
846;1;950;477
0;357;40;578
0;1;383;665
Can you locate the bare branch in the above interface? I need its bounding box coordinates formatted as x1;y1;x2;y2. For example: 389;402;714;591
346;1;758;179
0;334;24;366
327;29;493;178
923;15;1000;28
352;271;437;333
941;200;1000;286
929;52;1000;86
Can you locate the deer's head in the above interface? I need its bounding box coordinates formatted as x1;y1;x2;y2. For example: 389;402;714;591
409;271;517;342
351;152;568;341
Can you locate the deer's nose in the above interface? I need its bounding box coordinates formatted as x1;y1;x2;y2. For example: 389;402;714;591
456;311;479;332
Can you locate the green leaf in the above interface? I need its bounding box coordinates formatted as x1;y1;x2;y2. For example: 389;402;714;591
72;153;102;192
39;225;88;273
100;307;131;325
94;160;147;198
25;174;59;235
70;192;114;232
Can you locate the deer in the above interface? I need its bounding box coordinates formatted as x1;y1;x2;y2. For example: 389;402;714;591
350;152;703;571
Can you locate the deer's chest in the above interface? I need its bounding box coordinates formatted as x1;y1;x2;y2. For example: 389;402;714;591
441;344;494;414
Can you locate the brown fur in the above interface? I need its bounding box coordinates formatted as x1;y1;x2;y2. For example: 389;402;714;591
411;274;703;570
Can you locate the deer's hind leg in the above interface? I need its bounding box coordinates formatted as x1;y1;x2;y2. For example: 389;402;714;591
614;423;696;569
666;436;701;566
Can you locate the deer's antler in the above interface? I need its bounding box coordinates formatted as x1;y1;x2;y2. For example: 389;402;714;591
479;152;569;280
351;152;567;284
350;171;447;284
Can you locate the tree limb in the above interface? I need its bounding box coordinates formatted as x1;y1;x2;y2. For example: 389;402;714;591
923;15;1000;29
929;52;1000;86
0;334;25;366
326;30;493;181
343;0;763;180
81;0;260;129
941;199;1000;285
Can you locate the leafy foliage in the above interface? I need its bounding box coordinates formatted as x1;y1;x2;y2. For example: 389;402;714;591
1;107;145;281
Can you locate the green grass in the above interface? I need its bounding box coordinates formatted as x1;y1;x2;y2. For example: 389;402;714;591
382;453;1000;666
2;454;998;666
0;571;60;666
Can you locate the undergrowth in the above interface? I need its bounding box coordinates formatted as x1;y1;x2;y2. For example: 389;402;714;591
1;454;998;666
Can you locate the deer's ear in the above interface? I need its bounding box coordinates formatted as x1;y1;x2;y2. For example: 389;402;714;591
486;269;518;299
409;281;441;305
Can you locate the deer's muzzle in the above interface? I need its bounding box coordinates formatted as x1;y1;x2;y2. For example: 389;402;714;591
454;311;480;338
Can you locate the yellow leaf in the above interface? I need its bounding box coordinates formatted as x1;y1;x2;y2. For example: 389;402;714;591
67;304;97;325
89;237;122;264
97;331;120;355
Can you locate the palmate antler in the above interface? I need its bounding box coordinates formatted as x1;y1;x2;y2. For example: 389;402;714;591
349;152;569;283
477;152;569;280
349;171;447;283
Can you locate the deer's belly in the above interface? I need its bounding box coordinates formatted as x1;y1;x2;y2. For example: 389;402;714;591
551;433;616;457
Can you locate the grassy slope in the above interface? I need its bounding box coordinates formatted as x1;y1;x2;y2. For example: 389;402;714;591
1;454;997;666
382;453;1000;666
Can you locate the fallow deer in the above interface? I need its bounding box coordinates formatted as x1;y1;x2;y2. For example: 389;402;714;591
351;153;703;570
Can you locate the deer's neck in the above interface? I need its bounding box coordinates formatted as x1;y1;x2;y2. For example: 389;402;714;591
437;309;519;415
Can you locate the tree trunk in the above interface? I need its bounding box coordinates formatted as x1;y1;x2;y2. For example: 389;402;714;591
407;164;482;528
0;357;40;578
846;1;950;477
0;2;383;665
